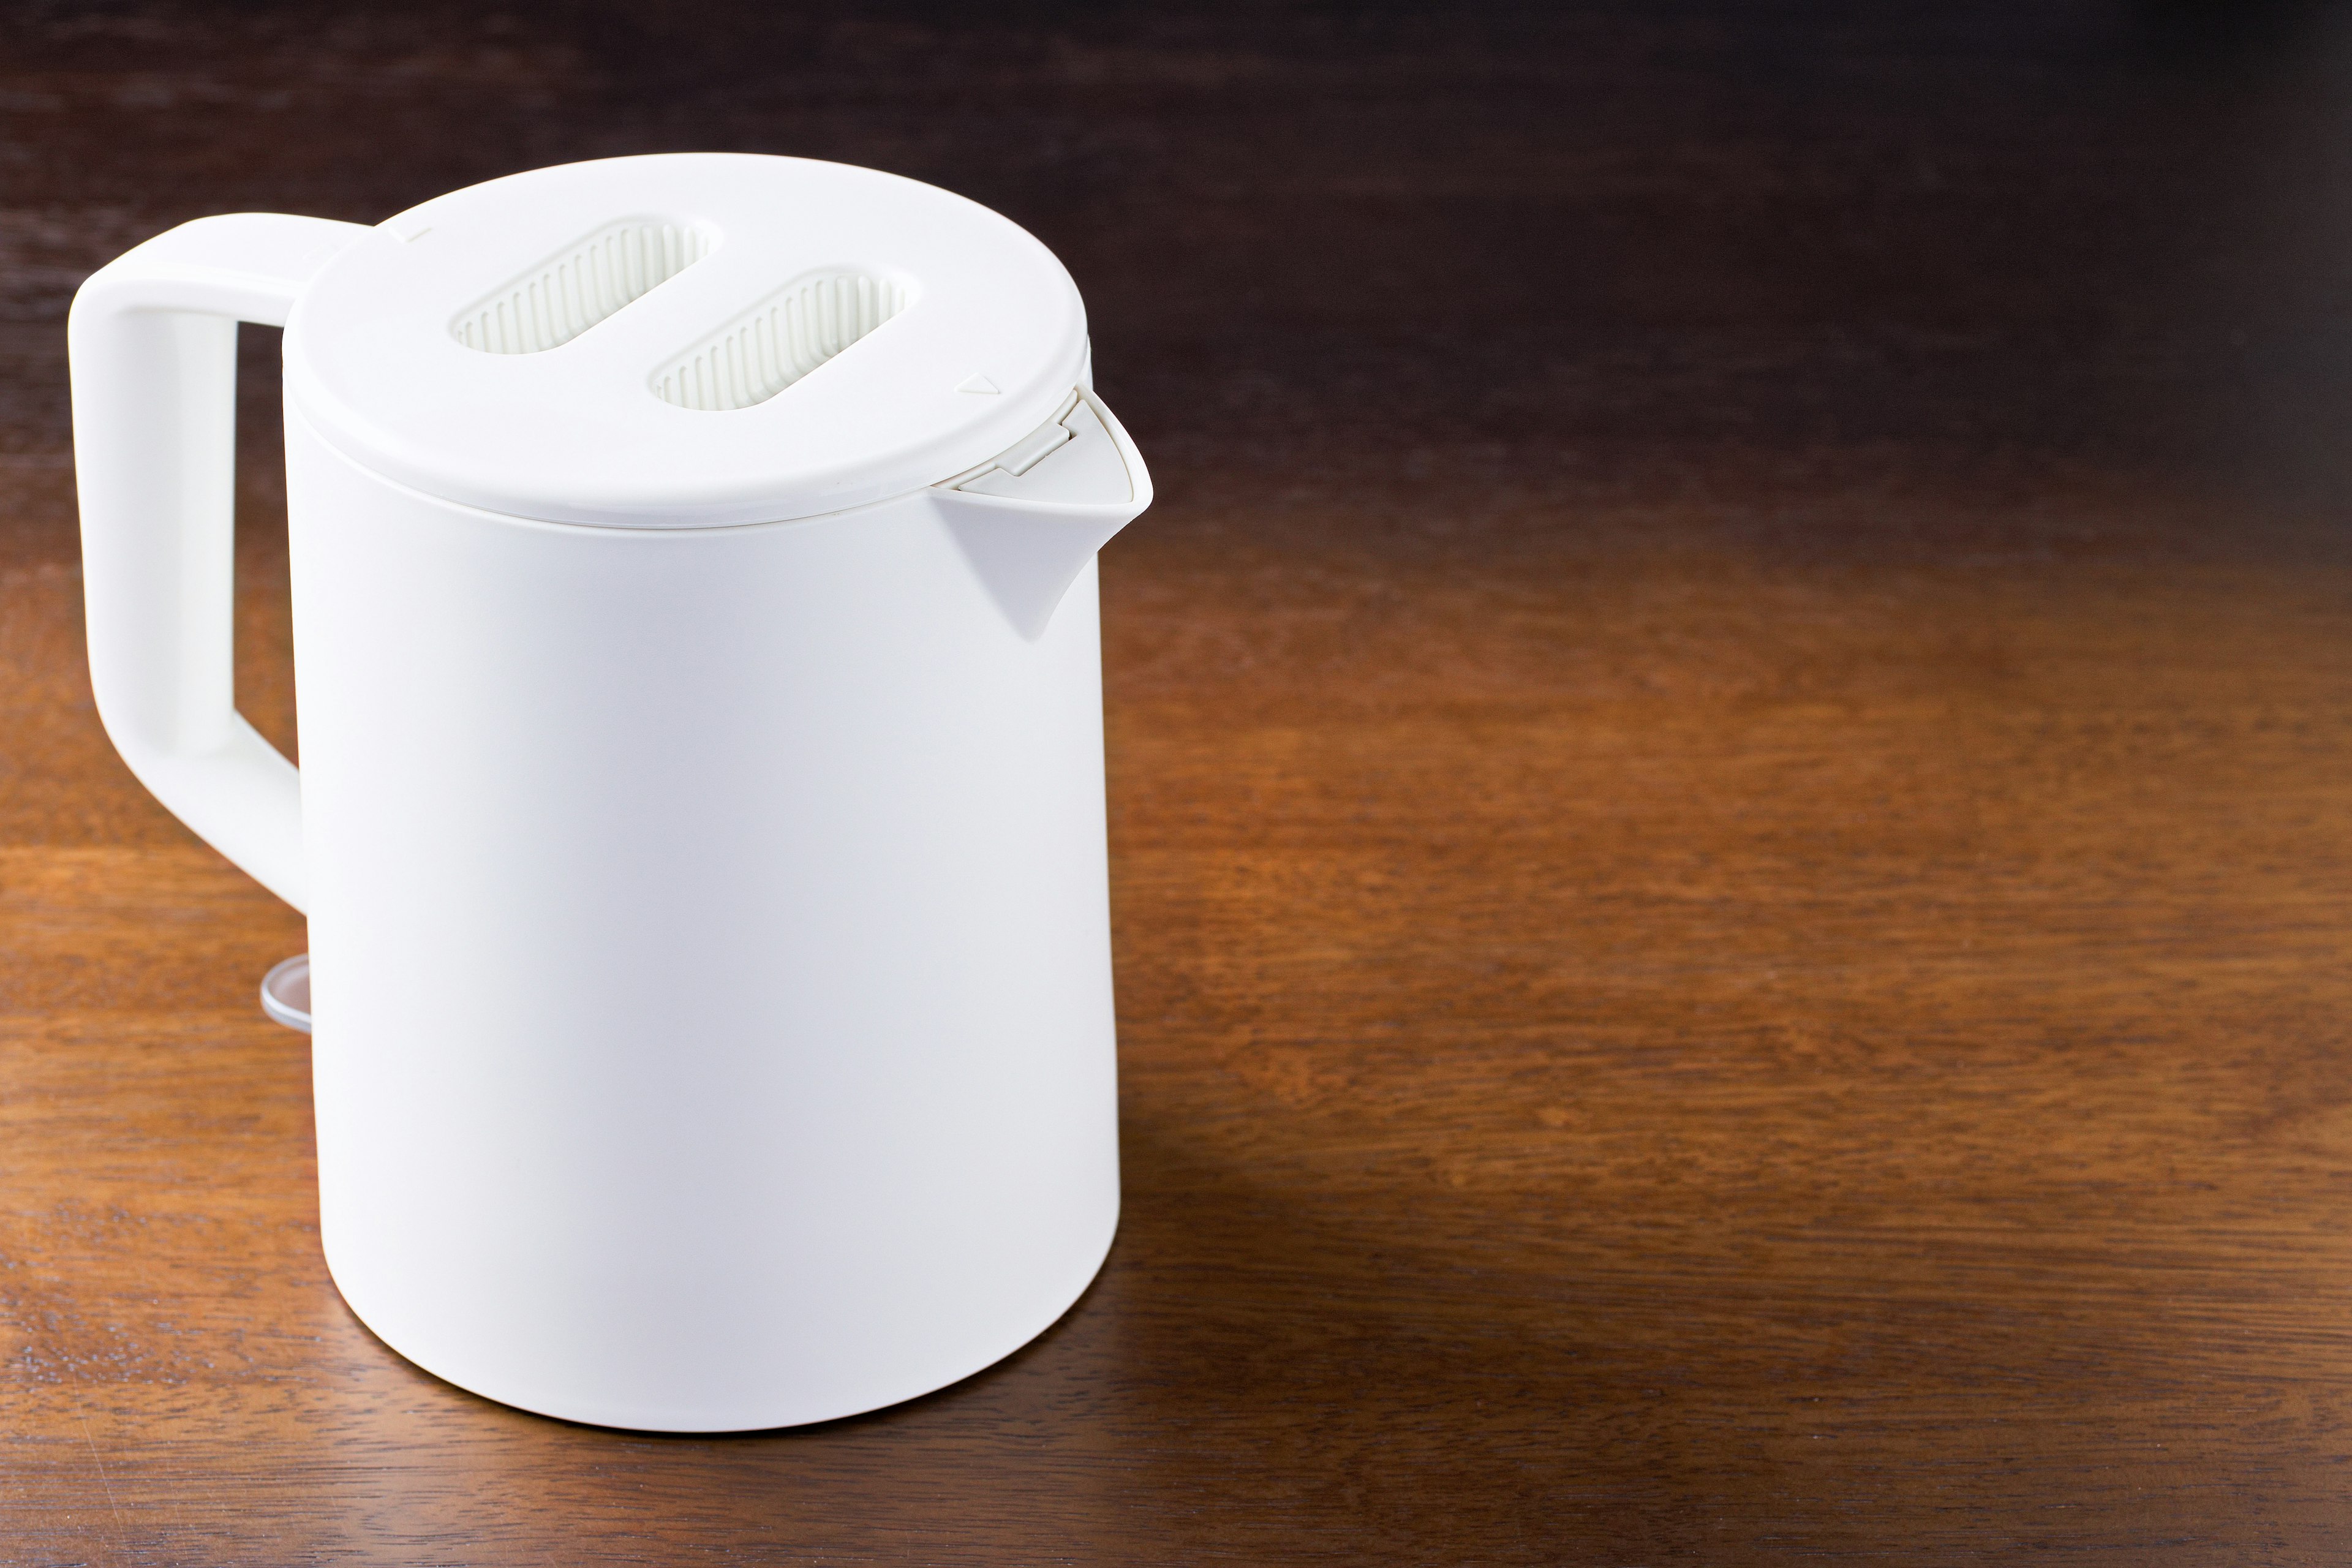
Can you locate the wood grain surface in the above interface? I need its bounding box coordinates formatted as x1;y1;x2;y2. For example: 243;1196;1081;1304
6;2;2352;1562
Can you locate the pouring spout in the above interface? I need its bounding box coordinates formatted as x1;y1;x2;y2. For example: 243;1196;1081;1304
932;387;1152;639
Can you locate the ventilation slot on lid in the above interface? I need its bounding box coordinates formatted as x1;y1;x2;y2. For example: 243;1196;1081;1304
654;270;913;412
451;217;717;355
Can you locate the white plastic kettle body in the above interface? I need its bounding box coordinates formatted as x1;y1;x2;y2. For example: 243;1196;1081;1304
67;156;1150;1431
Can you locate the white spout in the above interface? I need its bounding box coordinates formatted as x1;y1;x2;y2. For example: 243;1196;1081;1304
932;386;1153;639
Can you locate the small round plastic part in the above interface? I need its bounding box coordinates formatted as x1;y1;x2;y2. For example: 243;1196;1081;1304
260;953;313;1033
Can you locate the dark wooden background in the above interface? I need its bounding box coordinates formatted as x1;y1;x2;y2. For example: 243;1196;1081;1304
6;1;2352;1561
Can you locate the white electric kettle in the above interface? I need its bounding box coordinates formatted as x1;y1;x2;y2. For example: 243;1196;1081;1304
67;153;1150;1431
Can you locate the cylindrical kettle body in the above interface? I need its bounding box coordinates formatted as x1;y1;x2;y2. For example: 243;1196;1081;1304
287;415;1120;1430
66;154;1150;1430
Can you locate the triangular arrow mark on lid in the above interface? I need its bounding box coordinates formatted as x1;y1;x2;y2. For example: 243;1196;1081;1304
957;374;1001;394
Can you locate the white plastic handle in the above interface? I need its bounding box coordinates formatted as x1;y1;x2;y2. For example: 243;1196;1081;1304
68;213;369;913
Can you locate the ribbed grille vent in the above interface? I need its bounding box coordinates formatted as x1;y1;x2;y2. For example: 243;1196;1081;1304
452;218;715;355
654;271;912;412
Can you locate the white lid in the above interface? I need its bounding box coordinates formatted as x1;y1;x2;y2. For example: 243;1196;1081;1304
283;154;1089;528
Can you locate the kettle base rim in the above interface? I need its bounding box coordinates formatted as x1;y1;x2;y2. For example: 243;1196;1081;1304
319;1209;1120;1433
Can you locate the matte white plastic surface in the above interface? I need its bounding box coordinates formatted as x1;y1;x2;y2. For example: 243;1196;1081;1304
68;212;368;908
67;157;1153;1431
288;413;1126;1428
287;154;1091;526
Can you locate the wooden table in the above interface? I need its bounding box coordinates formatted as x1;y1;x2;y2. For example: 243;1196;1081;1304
6;2;2351;1561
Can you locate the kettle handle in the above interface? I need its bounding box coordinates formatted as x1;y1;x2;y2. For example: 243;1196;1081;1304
68;213;368;913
